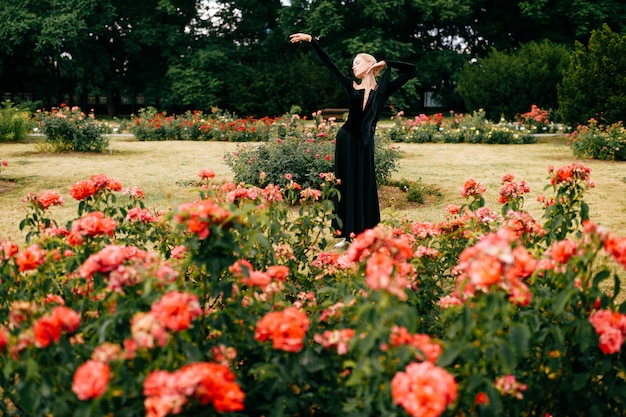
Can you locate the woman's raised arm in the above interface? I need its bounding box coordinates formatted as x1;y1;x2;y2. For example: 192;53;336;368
289;33;312;43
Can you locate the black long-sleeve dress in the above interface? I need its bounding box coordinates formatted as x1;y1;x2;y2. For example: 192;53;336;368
309;39;416;239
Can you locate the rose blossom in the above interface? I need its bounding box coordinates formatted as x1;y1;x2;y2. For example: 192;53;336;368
71;211;117;238
391;361;458;417
91;342;124;363
79;244;127;278
455;228;537;305
130;312;169;349
126;207;156;223
589;309;626;354
1;239;19;259
143;362;245;415
255;307;310;352
37;190;65;209
605;234;626;269
150;291;202;332
494;374;528;399
389;326;442;363
91;173;122;191
72;360;111;400
33;306;81;348
198;168;216;180
15;244;46;272
0;327;8;351
549;239;578;264
262;184;283;202
42;294;64;305
174;199;234;240
51;306;81;332
461;178;486;198
313;329;355;355
123;186;145;199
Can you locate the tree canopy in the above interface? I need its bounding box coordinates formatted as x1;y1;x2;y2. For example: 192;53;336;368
1;0;625;117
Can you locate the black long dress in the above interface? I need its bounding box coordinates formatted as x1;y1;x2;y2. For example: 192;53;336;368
310;39;416;239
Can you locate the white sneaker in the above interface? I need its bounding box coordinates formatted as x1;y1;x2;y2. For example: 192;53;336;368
334;238;347;248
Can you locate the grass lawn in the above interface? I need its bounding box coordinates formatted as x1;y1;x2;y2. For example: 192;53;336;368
1;134;625;244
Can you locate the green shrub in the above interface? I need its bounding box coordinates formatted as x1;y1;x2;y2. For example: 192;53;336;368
388;178;432;203
0;101;32;142
226;135;335;190
568;118;626;161
457;40;570;121
225;114;399;191
35;105;109;152
559;24;626;126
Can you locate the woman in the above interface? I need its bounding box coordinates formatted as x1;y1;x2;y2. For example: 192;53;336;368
290;33;416;247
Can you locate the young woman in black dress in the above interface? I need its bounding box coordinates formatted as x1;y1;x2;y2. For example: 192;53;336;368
289;33;416;248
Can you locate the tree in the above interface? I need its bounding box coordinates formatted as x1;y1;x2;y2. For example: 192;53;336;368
161;48;225;112
0;0;200;116
0;0;61;104
518;0;626;44
271;0;462;115
456;40;570;120
67;0;199;116
558;24;626;126
3;0;626;118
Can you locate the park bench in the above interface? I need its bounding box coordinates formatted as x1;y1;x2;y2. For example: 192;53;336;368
320;108;348;121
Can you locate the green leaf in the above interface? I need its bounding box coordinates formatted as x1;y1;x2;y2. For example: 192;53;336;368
98;317;115;343
576;322;593;352
299;350;326;372
498;342;515;373
182;342;202;362
25;357;40;380
592;269;610;287
437;341;462;367
581;201;589;221
614;272;622;303
73;402;93;417
572;372;590;390
552;288;575;314
509;323;531;356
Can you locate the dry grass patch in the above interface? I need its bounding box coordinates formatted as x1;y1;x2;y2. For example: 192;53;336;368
390;138;626;237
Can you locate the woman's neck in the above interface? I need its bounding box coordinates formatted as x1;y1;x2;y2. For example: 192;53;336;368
357;74;377;90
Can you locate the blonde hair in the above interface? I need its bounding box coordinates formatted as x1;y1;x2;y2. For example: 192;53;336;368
356;53;376;64
356;53;379;75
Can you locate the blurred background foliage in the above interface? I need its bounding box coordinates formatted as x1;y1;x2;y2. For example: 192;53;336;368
1;0;626;125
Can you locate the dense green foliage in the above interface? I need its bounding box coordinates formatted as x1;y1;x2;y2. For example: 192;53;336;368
456;41;571;120
1;0;625;118
558;24;626;126
0;101;32;142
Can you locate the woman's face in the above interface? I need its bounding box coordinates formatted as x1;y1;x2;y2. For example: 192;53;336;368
352;56;371;79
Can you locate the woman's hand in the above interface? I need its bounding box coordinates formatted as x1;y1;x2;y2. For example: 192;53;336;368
367;60;387;76
289;33;312;43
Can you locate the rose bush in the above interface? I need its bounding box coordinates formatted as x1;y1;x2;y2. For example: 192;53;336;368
34;104;109;152
386;109;541;144
130;106;553;148
131;106;277;142
568;117;626;161
0;161;625;417
225;111;400;190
